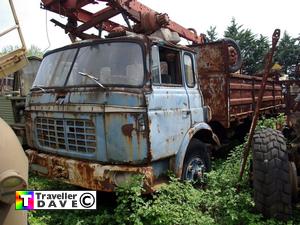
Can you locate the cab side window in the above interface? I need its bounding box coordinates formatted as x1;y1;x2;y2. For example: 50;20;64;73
151;45;182;85
151;46;161;84
183;54;195;87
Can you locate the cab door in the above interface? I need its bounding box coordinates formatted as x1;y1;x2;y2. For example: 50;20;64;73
146;45;191;160
182;52;205;125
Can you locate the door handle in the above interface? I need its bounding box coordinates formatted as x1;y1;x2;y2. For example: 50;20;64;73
182;109;191;115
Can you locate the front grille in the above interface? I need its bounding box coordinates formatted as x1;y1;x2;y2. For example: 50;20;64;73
36;117;96;153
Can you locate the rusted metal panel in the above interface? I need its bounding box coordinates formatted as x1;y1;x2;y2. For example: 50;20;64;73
193;41;229;128
25;39;152;170
192;41;283;128
199;74;228;128
194;41;228;74
104;112;149;163
229;74;284;122
146;86;191;160
203;72;284;128
0;49;28;78
26;149;154;192
41;0;205;44
26;109;149;164
28;89;145;107
26;86;149;164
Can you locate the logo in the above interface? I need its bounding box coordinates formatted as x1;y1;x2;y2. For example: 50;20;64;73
16;191;34;210
79;192;96;208
16;191;96;210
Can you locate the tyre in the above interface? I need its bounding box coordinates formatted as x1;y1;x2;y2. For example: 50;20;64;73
252;128;292;219
182;139;211;183
222;38;242;73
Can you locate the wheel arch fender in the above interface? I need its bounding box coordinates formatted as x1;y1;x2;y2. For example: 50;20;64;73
174;122;220;178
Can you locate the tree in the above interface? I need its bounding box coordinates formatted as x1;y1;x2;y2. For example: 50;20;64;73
27;45;44;58
206;26;218;42
274;31;300;77
224;18;243;41
1;45;44;58
224;18;269;74
0;45;19;56
252;35;269;73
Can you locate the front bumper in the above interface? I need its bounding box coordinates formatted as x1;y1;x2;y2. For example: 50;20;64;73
26;149;154;192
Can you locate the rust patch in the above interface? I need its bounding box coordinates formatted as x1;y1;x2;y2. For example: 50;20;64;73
25;149;155;192
76;163;95;186
198;70;283;129
191;41;283;129
192;41;227;74
199;73;228;128
52;165;68;179
121;123;134;137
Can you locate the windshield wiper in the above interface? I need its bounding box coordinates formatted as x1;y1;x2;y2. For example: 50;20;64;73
78;72;106;90
31;85;46;92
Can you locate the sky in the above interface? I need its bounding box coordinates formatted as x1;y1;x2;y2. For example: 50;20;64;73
1;0;299;51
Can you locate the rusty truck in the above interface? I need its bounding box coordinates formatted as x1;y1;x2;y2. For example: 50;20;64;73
25;0;283;192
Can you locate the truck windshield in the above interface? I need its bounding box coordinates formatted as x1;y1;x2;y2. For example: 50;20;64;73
32;42;144;88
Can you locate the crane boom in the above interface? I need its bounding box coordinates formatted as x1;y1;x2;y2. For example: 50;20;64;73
41;0;205;44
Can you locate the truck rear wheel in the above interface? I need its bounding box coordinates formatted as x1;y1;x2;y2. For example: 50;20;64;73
182;139;211;184
252;128;292;219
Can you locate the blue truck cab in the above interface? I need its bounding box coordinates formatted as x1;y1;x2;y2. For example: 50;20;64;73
25;32;218;192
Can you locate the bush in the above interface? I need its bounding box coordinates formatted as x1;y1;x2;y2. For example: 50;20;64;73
257;113;285;130
111;142;288;225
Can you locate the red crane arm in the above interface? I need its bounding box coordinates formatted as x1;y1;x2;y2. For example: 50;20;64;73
40;0;205;44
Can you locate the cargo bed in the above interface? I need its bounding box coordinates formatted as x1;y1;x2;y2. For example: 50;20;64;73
193;40;284;129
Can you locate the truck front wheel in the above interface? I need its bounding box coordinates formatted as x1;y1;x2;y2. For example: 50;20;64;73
182;139;211;184
252;128;292;219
